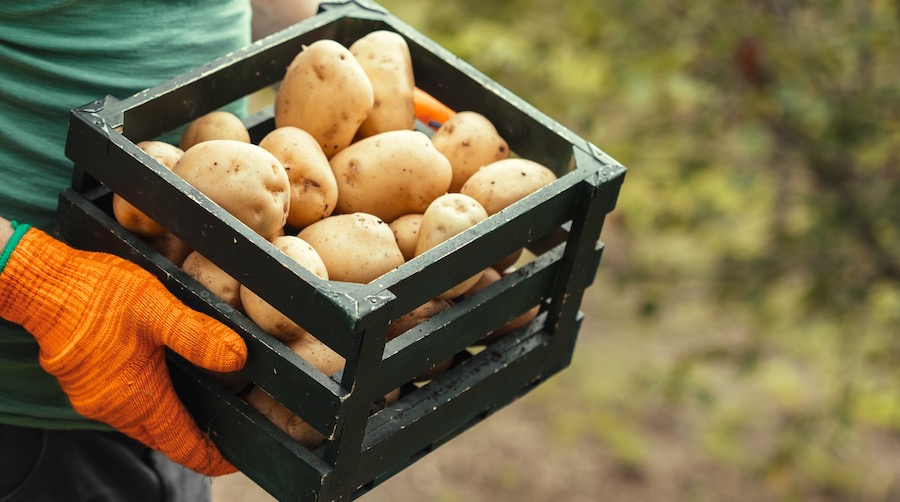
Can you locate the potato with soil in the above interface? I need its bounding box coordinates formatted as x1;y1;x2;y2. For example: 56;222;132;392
180;110;251;151
275;39;374;158
287;335;345;377
144;231;193;267
240;235;328;342
414;193;489;299
172;139;290;239
430;111;510;192
330;130;452;222
460;158;558;215
349;30;416;138
181;251;242;311
245;387;325;448
298;212;405;284
112;141;184;237
259;127;338;229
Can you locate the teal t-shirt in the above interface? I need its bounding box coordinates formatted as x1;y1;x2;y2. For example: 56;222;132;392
0;0;251;429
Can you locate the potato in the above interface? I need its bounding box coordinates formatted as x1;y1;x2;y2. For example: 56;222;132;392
246;335;344;447
288;335;401;412
388;213;423;262
492;248;524;273
275;39;374;158
240;235;328;341
112;141;184;237
143;230;193;267
388;298;453;340
137;140;185;168
259;127;338;229
298;212;405;284
415;357;454;382
388;299;455;381
172;139;290;239
246;335;395;447
414;193;489;299
181;243;250;394
245;387;326;448
286;336;345;377
463;267;540;345
460;158;558;215
330;130;453;222
180;110;251;151
382;387;401;406
349;30;416;138
430;111;510;192
181;251;242;311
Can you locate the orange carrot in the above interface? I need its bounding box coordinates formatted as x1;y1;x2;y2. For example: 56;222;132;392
414;87;456;129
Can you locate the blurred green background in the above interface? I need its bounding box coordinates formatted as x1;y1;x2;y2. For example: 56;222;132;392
370;1;900;500
215;1;900;500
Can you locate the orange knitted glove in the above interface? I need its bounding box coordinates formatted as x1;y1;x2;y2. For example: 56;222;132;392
0;223;247;476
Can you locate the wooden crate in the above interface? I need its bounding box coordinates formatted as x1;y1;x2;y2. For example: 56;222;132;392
56;1;626;500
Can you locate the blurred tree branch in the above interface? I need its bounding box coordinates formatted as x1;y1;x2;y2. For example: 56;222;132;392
731;0;900;303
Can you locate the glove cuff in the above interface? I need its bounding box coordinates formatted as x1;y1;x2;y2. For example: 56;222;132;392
0;226;78;334
0;221;33;274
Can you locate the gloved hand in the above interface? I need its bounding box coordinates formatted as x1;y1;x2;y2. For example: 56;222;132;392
0;222;247;476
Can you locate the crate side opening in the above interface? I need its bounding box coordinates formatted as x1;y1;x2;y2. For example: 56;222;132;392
369;241;566;399
353;316;561;487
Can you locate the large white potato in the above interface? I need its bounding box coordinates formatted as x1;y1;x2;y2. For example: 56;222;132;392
430;111;510;192
274;39;374;158
298;212;405;284
459;158;558;215
330;130;452;222
415;193;489;299
259;127;339;229
179;110;250;151
172;139;290;239
349;30;416;138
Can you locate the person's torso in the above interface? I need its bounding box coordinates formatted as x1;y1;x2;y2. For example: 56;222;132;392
0;0;251;429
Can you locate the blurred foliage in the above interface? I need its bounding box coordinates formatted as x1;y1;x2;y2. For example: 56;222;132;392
379;0;900;500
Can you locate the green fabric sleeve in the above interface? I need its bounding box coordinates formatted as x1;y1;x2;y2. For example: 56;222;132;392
0;0;252;228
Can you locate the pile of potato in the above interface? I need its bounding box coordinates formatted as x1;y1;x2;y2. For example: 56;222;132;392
112;31;556;448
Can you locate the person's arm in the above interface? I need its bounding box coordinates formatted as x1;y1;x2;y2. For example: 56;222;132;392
0;217;12;253
251;0;321;40
0;216;247;475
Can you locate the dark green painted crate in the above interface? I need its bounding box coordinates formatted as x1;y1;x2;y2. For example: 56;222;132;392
55;1;626;500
